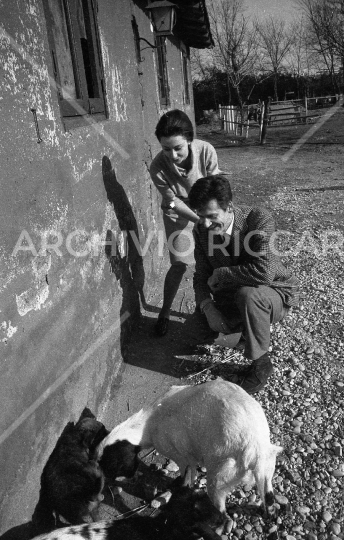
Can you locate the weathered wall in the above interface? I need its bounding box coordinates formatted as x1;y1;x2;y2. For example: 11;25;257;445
0;0;194;532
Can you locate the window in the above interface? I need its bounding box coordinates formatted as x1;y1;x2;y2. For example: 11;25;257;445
43;0;107;125
131;16;142;64
181;49;190;105
154;35;169;107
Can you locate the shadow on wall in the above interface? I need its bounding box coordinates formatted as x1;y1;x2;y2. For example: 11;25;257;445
102;156;147;351
0;523;32;540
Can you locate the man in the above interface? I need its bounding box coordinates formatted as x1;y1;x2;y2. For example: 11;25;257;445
188;174;299;394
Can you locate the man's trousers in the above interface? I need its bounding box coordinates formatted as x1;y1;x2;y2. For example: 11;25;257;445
212;285;289;360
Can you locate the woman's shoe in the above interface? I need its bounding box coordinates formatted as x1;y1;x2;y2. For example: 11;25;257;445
155;317;169;337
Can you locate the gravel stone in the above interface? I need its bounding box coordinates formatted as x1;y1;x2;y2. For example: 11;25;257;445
322;511;333;523
333;444;342;457
269;525;278;533
331;523;341;535
244;534;256;540
166;460;179;472
275;494;289;505
224;518;234;534
304;521;317;530
297;505;311;515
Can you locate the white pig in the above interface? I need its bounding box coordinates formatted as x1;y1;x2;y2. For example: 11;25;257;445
97;379;282;515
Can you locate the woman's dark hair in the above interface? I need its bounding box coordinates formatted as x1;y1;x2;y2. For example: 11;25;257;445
155;109;194;142
188;174;232;211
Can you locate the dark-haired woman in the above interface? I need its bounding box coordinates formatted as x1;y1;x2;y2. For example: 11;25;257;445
150;109;220;336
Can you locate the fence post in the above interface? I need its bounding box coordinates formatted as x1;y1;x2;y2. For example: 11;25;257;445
259;102;265;143
219;105;223;130
245;105;249;138
260;98;270;145
304;96;308;123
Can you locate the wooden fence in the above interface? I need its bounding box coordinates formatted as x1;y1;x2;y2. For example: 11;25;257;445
218;105;249;137
218;94;341;142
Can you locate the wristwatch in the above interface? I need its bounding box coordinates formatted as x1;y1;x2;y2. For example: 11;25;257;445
169;201;176;209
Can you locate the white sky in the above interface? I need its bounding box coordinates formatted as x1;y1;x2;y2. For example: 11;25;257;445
244;0;299;22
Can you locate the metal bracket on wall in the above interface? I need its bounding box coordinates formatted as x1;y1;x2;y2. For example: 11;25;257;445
30;108;43;143
138;37;158;52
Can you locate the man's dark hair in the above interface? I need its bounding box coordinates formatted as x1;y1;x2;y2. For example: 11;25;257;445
188;174;232;211
155;109;194;142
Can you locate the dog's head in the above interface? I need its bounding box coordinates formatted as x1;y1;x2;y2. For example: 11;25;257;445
161;467;225;540
98;440;141;481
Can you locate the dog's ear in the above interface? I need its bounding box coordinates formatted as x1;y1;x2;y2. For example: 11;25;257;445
89;425;109;454
78;407;96;422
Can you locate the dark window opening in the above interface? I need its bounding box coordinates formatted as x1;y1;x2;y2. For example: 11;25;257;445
43;0;107;125
131;16;142;63
155;35;169;107
181;50;190;104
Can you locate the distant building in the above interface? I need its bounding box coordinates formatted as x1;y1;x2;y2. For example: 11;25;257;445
0;0;212;531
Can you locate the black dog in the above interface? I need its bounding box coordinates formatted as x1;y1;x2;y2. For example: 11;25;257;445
30;467;226;540
31;408;109;535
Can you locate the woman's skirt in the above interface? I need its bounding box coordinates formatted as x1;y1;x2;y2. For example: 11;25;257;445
163;212;195;265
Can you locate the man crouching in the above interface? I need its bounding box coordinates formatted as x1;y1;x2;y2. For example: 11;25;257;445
188;174;299;394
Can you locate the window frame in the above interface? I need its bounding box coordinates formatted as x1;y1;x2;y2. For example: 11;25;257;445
181;47;190;105
43;0;107;127
154;35;170;107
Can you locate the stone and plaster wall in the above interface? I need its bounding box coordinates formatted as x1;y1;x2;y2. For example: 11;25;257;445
0;0;194;531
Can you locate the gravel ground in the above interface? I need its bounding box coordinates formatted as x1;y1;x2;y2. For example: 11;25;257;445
174;138;344;539
178;246;343;540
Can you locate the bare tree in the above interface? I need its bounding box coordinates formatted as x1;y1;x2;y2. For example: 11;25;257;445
288;18;309;76
255;16;294;101
207;0;259;107
286;17;316;97
190;48;209;80
297;0;344;56
296;0;344;90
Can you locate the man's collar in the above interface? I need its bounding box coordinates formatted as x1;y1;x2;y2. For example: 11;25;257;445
225;215;234;236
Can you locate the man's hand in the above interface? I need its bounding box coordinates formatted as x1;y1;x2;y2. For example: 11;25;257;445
202;301;231;334
207;269;221;292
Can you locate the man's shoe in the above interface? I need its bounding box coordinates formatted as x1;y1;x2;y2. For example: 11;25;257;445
239;353;274;394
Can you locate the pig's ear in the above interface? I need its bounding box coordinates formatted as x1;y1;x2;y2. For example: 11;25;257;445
182;466;192;487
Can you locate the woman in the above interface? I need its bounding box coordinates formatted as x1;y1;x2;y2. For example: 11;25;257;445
150;109;220;336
